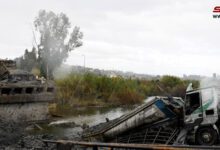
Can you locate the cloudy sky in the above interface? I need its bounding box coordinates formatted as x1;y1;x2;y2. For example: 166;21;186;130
0;0;219;76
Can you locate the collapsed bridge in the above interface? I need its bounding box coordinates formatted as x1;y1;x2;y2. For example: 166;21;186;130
83;96;184;145
0;59;55;122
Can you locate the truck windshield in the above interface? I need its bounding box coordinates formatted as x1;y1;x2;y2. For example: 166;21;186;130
185;92;200;115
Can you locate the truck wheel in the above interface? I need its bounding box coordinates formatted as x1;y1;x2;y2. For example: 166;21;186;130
196;127;218;145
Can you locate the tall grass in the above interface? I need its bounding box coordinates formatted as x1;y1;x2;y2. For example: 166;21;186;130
55;73;199;106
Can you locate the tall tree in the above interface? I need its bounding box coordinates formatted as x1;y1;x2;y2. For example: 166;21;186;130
34;10;83;79
16;47;38;72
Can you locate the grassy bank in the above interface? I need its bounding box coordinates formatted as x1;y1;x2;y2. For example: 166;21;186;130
55;73;199;107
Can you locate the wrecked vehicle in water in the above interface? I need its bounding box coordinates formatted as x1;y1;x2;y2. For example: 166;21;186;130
0;59;55;122
83;84;220;146
83;96;184;145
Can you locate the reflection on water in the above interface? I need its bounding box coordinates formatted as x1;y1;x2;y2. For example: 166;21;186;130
51;106;135;126
30;106;135;138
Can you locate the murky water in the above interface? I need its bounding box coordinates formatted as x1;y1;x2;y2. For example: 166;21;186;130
32;106;135;139
51;106;134;126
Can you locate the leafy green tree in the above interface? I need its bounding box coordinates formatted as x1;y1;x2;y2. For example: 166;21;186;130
34;10;83;79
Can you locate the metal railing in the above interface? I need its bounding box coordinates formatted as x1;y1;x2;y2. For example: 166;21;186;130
43;140;220;150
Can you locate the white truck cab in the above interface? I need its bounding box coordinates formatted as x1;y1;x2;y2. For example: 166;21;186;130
184;86;220;145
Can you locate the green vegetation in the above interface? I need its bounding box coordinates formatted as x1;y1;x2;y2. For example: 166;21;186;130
55;73;199;107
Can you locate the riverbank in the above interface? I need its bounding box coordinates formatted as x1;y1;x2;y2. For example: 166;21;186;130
55;73;199;107
0;119;83;149
0;105;134;149
55;73;144;107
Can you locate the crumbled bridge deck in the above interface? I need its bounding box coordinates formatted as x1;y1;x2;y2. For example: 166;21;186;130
0;59;55;122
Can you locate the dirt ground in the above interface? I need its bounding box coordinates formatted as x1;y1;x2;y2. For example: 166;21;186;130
0;119;83;150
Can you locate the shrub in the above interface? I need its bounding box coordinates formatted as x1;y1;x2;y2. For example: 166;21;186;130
55;73;199;106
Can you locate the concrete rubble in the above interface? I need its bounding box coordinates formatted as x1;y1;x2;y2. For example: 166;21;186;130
0;120;84;149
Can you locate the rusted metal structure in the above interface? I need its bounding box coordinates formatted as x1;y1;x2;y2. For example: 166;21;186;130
0;59;55;122
43;140;220;150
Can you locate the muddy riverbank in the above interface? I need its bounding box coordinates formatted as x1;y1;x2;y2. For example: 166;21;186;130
0;120;83;149
0;106;134;149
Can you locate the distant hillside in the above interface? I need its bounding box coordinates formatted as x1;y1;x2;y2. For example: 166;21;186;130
73;65;160;80
54;64;203;81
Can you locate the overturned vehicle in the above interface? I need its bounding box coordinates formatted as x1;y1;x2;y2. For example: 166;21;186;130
83;96;184;145
0;59;55;122
83;84;220;146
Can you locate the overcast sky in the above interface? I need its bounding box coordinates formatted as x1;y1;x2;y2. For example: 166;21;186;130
0;0;219;77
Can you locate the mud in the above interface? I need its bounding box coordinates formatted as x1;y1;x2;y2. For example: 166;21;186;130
0;119;83;150
0;120;24;146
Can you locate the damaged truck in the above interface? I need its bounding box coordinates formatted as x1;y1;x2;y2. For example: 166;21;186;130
182;84;220;145
83;84;220;146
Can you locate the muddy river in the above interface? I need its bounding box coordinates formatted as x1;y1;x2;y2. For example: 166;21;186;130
31;106;135;139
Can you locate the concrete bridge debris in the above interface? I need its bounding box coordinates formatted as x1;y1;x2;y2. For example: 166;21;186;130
0;59;55;122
